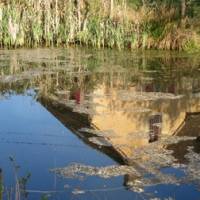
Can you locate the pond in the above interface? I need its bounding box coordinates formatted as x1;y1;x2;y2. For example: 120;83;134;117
0;47;200;200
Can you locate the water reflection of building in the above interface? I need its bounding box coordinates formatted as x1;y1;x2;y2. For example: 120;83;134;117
38;90;200;194
2;67;200;161
87;83;200;158
36;74;200;161
1;49;200;196
1;50;200;162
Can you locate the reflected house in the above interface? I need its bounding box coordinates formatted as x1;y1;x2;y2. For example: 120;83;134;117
24;65;200;162
1;49;200;195
38;77;200;161
1;66;200;162
36;77;200;192
79;82;200;159
0;51;200;163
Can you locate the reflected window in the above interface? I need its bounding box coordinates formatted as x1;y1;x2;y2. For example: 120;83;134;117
149;114;162;143
145;83;154;92
168;83;175;94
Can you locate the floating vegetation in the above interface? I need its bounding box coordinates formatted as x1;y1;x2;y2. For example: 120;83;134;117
159;136;196;145
51;162;180;194
72;188;85;195
50;134;200;195
123;108;152;113
108;107;152;114
0;69;54;83
50;164;139;179
130;136;196;164
126;171;179;193
88;137;112;147
184;146;200;184
133;147;177;168
85;93;113;98
118;91;184;101
73;105;97;116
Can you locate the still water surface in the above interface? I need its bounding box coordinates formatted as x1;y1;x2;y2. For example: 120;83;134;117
0;48;200;200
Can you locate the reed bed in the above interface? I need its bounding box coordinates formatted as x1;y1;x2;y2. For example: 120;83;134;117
0;0;199;51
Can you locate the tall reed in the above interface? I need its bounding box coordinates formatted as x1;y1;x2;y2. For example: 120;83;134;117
0;0;199;51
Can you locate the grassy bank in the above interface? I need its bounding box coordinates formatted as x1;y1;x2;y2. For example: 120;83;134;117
0;0;200;51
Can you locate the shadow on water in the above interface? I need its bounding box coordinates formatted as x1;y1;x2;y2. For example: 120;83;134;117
0;48;200;199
